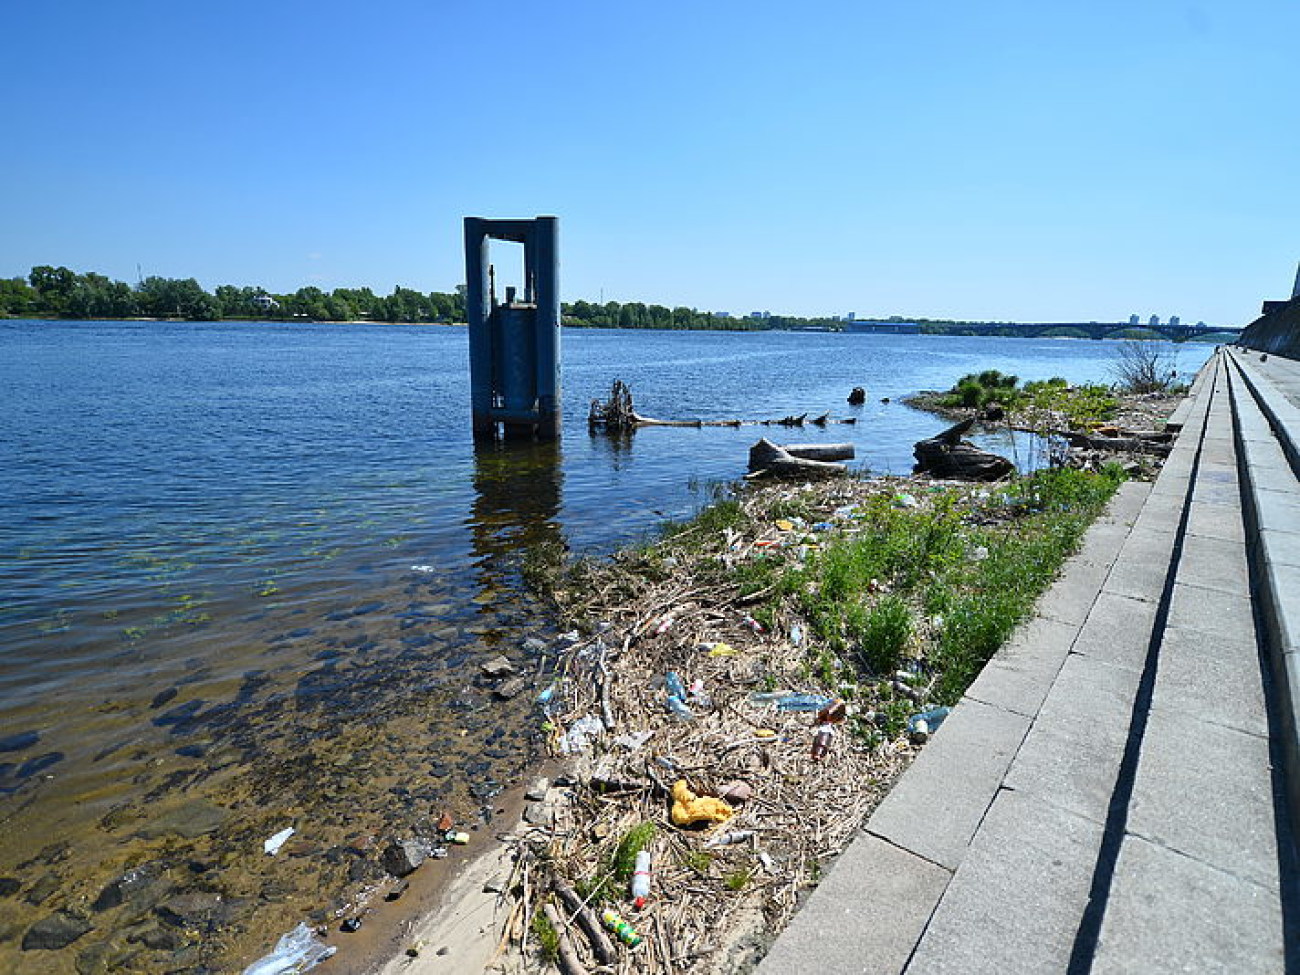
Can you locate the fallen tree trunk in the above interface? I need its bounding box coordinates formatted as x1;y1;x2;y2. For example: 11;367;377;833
782;443;855;462
913;418;1015;481
748;438;849;479
1059;431;1173;456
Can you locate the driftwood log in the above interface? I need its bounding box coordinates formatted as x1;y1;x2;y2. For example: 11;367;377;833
913;418;1015;481
747;439;853;479
541;902;589;975
1059;430;1173;456
552;882;616;965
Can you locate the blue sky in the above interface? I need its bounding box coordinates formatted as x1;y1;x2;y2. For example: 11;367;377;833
4;0;1298;324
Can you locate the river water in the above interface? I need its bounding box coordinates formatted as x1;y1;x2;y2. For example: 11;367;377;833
0;321;1211;971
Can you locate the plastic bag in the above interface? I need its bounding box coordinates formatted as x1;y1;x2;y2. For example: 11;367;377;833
243;923;336;975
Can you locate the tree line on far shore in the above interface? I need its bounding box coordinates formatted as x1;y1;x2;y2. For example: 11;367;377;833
3;265;1201;338
0;265;845;331
0;266;465;324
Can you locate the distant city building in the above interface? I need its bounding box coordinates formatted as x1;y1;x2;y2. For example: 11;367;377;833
252;294;280;311
712;311;732;319
1129;314;1140;327
1149;314;1160;328
1169;315;1180;327
749;311;771;319
846;312;856;321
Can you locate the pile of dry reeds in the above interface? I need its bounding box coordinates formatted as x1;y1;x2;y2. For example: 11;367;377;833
490;478;943;974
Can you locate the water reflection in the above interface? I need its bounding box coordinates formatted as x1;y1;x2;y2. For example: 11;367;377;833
587;427;637;471
468;441;567;596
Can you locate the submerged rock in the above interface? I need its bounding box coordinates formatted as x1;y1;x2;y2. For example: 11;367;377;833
0;731;39;753
493;677;527;700
136;799;229;839
93;864;170;912
25;873;59;906
381;839;431;878
156;891;225;928
480;655;515;678
23;910;92;950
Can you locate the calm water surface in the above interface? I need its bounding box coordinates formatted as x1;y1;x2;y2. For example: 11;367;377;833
0;321;1211;970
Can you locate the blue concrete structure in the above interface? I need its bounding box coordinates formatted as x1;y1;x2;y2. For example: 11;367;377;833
464;216;561;441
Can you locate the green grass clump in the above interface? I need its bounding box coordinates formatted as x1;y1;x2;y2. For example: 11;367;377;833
611;822;657;883
853;595;913;676
531;908;560;963
724;868;753;891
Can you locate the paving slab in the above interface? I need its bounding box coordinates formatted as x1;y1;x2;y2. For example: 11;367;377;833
1151;624;1269;737
1071;519;1138;566
1101;528;1179;603
867;699;1030;870
1097;480;1151;525
1246;451;1299;494
1172;532;1251;597
1258;559;1300;655
1002;653;1140;823
1036;557;1108;627
1253;485;1300;534
1070;591;1159;673
963;615;1077;718
1165;582;1256;643
1196;437;1238;466
1261;526;1300;569
755;833;952;975
1191;465;1241;507
1183;499;1246;542
1126;707;1280;890
903;788;1103;975
1131;496;1182;535
1091;834;1285;975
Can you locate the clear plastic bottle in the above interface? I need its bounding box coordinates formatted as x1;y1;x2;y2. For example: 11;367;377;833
664;696;694;720
665;671;686;699
630;850;652;908
775;692;833;713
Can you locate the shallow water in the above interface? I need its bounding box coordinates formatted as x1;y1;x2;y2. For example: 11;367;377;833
0;321;1211;970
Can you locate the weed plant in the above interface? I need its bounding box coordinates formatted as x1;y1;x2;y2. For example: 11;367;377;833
715;466;1122;735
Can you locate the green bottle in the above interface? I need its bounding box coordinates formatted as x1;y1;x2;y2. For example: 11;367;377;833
601;908;643;947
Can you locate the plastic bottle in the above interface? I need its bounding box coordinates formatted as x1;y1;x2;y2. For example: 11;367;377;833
705;829;754;848
687;678;712;709
664;696;694;720
630;850;652;908
664;671;686;699
907;706;951;736
810;724;834;760
774;692;833;713
602;909;643;947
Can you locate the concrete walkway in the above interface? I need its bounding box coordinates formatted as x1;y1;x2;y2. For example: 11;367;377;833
757;348;1300;974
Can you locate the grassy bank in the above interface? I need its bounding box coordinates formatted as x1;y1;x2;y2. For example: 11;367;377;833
504;464;1126;972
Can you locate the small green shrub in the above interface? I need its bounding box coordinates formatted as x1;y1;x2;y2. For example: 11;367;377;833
611;822;656;882
854;596;913;676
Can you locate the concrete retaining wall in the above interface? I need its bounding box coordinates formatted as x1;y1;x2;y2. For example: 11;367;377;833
1238;298;1300;358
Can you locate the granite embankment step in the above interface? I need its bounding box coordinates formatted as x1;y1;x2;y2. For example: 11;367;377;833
756;350;1300;974
1226;348;1300;834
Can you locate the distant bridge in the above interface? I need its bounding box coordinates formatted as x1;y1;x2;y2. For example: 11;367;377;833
846;321;1243;341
